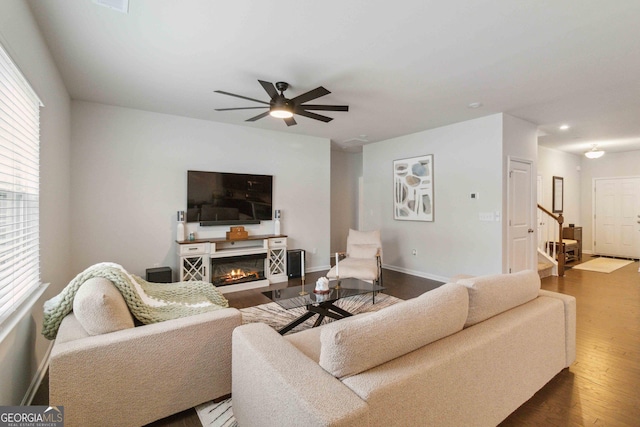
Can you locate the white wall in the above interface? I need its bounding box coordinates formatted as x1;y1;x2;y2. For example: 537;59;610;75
579;149;640;253
0;0;71;405
502;114;540;272
330;150;362;254
363;114;505;281
537;146;582;226
70;101;331;277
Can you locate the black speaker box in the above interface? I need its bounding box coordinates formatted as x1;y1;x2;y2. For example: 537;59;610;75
287;249;305;278
146;266;172;283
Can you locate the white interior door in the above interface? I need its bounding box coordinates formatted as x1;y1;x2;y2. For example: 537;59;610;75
508;159;535;273
594;177;640;258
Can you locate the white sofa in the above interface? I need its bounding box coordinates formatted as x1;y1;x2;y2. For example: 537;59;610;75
231;270;576;427
48;277;242;427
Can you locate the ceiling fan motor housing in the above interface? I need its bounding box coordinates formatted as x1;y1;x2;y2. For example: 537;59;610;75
275;81;289;93
271;96;293;110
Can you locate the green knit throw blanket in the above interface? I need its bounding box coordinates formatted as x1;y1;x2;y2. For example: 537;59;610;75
42;262;229;340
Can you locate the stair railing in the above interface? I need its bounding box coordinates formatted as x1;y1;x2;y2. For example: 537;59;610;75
537;204;565;276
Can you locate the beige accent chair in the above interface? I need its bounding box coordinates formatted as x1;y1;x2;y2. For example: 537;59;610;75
326;229;382;287
48;277;241;427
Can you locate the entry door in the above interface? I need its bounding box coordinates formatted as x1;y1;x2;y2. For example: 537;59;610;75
508;159;535;273
594;177;640;258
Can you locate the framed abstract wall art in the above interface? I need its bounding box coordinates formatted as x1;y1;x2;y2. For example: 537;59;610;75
393;154;433;221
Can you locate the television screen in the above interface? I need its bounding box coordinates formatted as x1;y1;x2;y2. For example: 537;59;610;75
187;171;273;225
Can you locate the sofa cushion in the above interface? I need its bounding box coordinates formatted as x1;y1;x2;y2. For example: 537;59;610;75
73;277;135;335
319;282;468;379
456;269;541;327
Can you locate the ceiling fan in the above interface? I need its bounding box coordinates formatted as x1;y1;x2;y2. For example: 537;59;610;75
214;80;349;126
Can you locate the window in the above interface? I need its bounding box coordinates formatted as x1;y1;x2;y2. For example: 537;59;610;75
0;43;42;327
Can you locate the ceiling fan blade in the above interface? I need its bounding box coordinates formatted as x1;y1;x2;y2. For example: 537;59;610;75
258;80;278;99
215;106;269;111
214;90;270;105
290;86;331;105
297;104;349;112
294;110;333;123
284;117;297;127
246;111;270;122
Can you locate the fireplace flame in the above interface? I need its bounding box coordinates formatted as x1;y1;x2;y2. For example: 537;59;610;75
223;269;258;283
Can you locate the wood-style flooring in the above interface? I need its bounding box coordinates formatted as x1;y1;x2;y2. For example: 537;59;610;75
36;257;640;426
500;256;640;426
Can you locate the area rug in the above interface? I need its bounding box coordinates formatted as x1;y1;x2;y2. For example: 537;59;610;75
195;292;401;427
571;257;634;273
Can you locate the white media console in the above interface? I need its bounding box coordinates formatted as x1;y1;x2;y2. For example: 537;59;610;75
176;234;287;294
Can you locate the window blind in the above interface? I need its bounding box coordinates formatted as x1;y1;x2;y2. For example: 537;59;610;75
0;43;42;327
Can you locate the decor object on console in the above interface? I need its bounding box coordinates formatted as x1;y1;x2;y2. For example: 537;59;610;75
48;275;241;427
226;226;248;240
327;229;383;290
214;80;349;126
231;270;576;427
394;154;433;221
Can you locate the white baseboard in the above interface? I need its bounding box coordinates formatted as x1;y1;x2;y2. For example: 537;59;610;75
382;264;449;283
306;265;331;274
21;340;53;406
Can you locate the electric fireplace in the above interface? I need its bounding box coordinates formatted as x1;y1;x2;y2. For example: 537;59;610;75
210;253;267;288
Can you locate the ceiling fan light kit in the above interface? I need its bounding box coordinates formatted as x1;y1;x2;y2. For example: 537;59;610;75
215;80;348;126
584;145;605;159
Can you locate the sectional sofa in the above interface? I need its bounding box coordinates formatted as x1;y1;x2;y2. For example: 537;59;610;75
231;270;576;426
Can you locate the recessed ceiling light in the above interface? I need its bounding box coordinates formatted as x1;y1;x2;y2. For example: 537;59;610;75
467;102;483;109
559;124;570;131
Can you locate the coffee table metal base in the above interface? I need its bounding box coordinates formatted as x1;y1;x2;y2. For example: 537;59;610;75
278;301;353;335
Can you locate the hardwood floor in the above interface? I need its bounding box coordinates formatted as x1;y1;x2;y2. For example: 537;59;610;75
37;259;640;426
501;256;640;426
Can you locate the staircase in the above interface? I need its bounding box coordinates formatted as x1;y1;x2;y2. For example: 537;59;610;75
537;261;554;279
537;204;565;277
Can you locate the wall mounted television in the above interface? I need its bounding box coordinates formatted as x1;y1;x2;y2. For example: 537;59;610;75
187;170;273;226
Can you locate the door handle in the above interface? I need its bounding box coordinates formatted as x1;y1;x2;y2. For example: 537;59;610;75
528;229;534;233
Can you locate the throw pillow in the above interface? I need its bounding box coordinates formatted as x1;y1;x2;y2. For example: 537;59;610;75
319;282;469;379
349;244;378;259
73;277;135;335
456;269;541;327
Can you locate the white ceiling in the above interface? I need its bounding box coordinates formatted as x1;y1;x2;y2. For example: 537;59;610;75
27;0;640;154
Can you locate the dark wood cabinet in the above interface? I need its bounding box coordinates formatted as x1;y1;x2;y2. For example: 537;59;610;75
562;226;582;261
